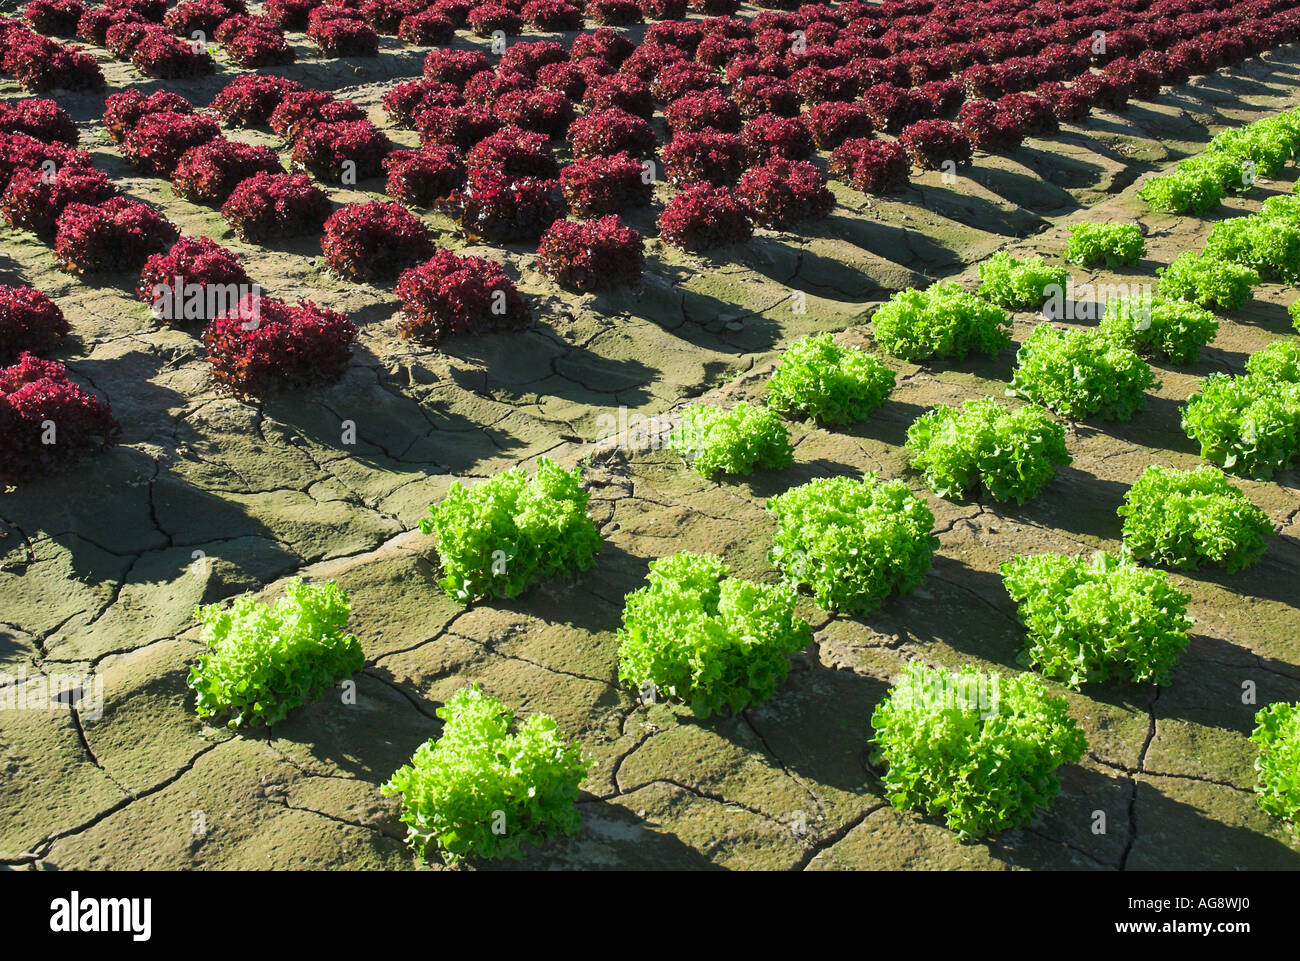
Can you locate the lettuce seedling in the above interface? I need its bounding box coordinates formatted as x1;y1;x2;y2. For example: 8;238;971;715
1098;293;1219;365
765;333;896;425
1000;551;1193;688
1251;702;1300;823
189;578;363;728
767;474;937;615
1181;373;1300;479
616;552;812;718
383;685;590;864
420;457;601;602
869;662;1087;837
871;283;1011;362
1008;325;1157;421
1063;222;1144;267
670;402;794;477
1118;464;1274;572
905;397;1070;503
977;251;1069;310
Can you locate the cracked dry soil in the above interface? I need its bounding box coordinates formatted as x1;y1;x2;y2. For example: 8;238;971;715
1;34;1299;870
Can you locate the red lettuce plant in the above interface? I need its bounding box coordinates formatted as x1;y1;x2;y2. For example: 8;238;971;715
640;0;687;17
120;111;221;176
416;104;503;151
664;88;741;134
25;0;87;36
0;134;90;193
163;0;235;36
2;165;118;236
76;7;145;45
585;0;643;25
0;287;70;362
102;90;193;143
806;101;873;148
384;146;467;207
650;60;719;102
395;249;530;345
537;215;643;290
572;26;635;64
423;47;491;85
1036;81;1092;122
537;61;588;101
568;107;657;159
0;97;77;146
270;92;365;142
54;198;179;274
861;83;923;134
0;353;121;486
829;137;910;193
132;29;215;79
467;3;523;35
736;157;834;227
466;126;559;181
221;172;333;242
383;79;465;128
442;170;564;243
663;130;747;186
399;10;455;44
223;26;296;68
496;91;576;139
211;75;305;127
500;40;569;77
740;113;813;162
523;0;583;30
658;183;752;252
957;99;1025;152
560;152;653;217
137;236;252;324
290;120;391;183
308;16;379;56
202;295;356;398
732;75;801;118
463;68;536;107
171;139;285;205
582;74;655;119
899;119;973;169
321;200;434;281
996;92;1058;136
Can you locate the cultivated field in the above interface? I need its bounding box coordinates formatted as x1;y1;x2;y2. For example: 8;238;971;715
1;1;1298;870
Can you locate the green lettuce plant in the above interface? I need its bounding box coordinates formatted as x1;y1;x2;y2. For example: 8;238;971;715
767;474;937;615
383;685;590;864
1118;465;1274;572
615;552;812;718
1157;251;1258;311
1251;701;1300;823
1008;325;1157;421
1000;551;1193;688
189;578;364;728
977;252;1069;310
1097;293;1219;365
1063;222;1145;268
871;283;1011;361
765;333;895;425
669;402;794;477
1181;373;1300;478
1245;339;1300;384
420;457;602;602
905;397;1070;503
1203;215;1300;283
869;662;1087;838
